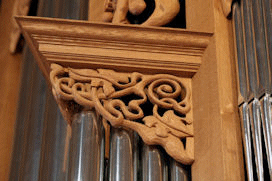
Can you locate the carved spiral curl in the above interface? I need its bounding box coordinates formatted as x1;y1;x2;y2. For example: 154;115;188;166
147;78;190;115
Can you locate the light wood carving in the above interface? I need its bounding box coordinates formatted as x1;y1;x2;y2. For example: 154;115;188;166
15;16;211;165
10;0;31;53
221;0;233;17
15;15;213;166
103;0;180;26
50;63;194;165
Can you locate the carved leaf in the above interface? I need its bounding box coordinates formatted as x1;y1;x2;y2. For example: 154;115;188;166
98;69;129;84
103;81;115;96
71;68;98;77
143;116;169;138
161;110;192;137
90;78;102;87
162;110;186;129
155;125;169;138
143;115;157;127
69;69;98;82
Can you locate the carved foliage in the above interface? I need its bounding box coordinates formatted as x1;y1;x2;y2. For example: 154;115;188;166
50;63;194;165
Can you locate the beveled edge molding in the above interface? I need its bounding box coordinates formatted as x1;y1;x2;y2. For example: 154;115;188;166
50;63;194;165
15;16;212;78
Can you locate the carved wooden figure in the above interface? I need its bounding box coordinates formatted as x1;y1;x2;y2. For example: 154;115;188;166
103;0;180;26
10;0;31;53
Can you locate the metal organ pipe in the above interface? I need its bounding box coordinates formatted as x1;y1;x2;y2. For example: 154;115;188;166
68;111;105;181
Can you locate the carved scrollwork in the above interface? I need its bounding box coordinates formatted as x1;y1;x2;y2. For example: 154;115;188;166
50;63;194;165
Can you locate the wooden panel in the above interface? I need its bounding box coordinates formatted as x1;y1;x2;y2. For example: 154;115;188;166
0;0;22;180
192;0;244;180
88;0;105;21
186;0;214;33
214;1;244;180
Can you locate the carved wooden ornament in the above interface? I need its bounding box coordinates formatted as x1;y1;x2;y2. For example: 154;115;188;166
15;16;211;166
221;0;233;17
50;63;194;165
103;0;180;26
10;0;32;53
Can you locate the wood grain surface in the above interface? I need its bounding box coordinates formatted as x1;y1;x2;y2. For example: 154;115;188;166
0;0;22;180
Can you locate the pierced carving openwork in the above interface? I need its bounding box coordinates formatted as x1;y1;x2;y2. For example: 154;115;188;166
50;63;194;165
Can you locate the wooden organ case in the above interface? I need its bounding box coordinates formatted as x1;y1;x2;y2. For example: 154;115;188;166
14;0;245;180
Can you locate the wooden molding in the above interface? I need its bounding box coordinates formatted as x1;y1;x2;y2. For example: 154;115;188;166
51;63;194;165
15;16;212;79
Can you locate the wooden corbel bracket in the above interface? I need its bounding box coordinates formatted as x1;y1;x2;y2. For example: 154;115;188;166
15;16;212;165
51;63;194;164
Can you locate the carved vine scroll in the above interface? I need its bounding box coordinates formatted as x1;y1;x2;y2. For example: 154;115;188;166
50;63;194;165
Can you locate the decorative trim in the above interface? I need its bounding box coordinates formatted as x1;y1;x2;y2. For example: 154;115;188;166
10;0;32;53
221;0;233;17
15;16;212;78
50;63;194;165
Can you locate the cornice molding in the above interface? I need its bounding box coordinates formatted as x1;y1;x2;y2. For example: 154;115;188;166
50;63;194;165
15;16;212;78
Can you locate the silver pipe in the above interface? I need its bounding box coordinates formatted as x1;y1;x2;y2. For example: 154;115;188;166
142;145;168;181
251;0;272;177
39;0;90;180
133;132;140;181
251;0;270;95
38;92;70;181
241;0;259;97
19;63;47;181
170;159;189;181
232;2;251;102
239;103;254;181
262;0;272;93
241;0;265;180
260;94;272;178
68;111;104;181
109;128;137;181
249;100;264;181
9;0;54;179
232;3;254;181
261;0;272;176
9;47;36;181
